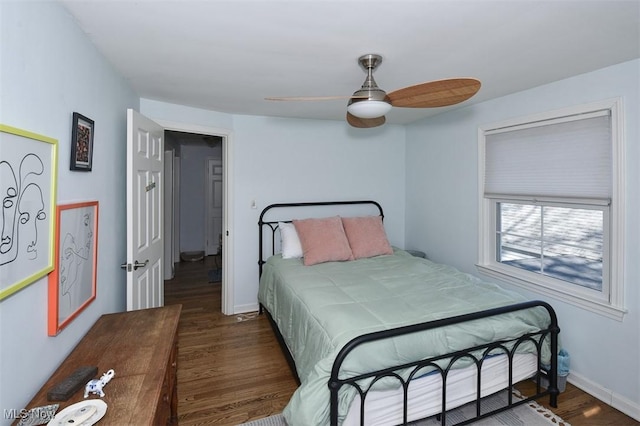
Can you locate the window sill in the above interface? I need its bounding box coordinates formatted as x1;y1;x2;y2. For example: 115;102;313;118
476;263;626;321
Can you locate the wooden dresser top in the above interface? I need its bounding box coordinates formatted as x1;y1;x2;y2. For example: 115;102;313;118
21;304;182;425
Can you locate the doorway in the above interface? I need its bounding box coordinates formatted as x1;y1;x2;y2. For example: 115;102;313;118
165;131;222;258
160;123;234;315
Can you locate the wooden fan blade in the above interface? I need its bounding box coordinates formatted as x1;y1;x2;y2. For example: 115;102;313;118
265;95;368;101
346;113;385;128
387;78;481;108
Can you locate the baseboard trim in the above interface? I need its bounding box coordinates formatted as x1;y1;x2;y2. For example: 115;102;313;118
234;303;259;314
568;371;640;421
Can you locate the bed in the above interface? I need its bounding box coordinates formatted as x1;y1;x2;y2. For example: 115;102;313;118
257;200;560;426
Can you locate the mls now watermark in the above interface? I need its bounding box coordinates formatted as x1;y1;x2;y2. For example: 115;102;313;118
4;406;57;422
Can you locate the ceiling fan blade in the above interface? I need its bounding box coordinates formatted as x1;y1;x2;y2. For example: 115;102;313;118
346;113;385;128
387;78;481;108
265;95;368;101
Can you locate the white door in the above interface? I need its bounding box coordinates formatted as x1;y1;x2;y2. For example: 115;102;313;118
205;159;223;256
125;109;164;310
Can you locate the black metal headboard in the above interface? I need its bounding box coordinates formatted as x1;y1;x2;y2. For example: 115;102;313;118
258;200;384;277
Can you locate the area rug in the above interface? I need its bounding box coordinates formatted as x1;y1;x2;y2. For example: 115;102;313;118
237;390;570;426
208;268;222;282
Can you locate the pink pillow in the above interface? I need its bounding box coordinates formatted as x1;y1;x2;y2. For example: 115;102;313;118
341;216;393;259
293;216;354;266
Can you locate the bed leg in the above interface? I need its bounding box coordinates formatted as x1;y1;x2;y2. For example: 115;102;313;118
549;319;560;408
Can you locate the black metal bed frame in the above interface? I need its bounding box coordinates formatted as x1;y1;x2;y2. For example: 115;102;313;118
258;200;559;426
258;200;384;278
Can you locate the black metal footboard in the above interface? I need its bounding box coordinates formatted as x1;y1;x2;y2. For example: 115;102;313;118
329;300;560;426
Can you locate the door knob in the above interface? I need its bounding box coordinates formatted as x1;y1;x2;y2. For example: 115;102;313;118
133;259;149;270
120;260;149;271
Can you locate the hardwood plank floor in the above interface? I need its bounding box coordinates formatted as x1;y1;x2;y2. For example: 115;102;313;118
165;256;297;425
165;256;639;425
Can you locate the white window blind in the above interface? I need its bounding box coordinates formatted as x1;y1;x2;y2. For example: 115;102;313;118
484;111;612;200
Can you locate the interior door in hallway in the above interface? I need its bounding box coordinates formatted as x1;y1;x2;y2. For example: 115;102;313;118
205;158;223;256
125;109;164;310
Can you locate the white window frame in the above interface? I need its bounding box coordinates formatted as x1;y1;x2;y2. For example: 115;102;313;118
477;98;626;321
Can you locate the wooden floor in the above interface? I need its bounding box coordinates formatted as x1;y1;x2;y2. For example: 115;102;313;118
165;256;639;426
165;255;297;425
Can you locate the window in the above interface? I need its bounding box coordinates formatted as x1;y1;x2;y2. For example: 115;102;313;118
497;201;607;293
477;99;625;320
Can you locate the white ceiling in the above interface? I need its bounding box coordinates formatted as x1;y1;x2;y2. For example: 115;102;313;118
60;0;640;125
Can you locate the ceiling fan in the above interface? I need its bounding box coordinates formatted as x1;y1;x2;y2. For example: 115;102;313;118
266;54;481;128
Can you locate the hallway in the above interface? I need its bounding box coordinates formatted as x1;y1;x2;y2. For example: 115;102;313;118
164;256;297;425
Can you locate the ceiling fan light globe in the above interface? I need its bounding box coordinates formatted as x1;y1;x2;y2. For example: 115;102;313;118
346;100;392;119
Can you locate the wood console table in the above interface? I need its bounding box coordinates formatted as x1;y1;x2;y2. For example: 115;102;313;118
21;304;181;425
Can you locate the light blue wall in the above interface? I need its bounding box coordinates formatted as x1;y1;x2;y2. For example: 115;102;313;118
178;144;221;253
140;98;234;130
0;1;139;423
231;115;406;310
405;59;640;417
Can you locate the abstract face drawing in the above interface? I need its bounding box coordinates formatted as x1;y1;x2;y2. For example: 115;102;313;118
0;130;53;299
16;153;45;262
0;161;18;265
60;233;80;296
60;215;91;291
82;213;93;256
18;183;46;261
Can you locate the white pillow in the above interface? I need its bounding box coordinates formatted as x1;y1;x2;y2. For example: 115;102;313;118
278;222;303;259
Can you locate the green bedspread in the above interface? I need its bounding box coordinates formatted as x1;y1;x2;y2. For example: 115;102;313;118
258;248;551;425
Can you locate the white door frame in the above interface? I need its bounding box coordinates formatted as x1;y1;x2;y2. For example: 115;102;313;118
172;156;180;266
205;157;223;256
163;150;175;280
157;120;234;315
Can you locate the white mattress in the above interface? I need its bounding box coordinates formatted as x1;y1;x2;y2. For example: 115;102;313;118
343;353;537;426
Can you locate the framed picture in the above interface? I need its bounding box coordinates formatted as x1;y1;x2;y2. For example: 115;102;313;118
0;125;58;301
70;112;94;171
48;201;99;336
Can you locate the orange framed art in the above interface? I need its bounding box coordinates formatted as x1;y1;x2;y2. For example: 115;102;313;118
48;201;98;336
